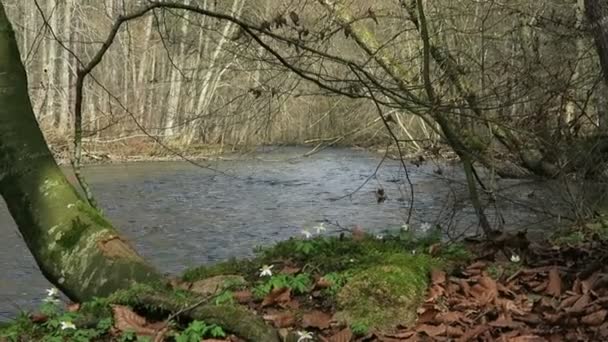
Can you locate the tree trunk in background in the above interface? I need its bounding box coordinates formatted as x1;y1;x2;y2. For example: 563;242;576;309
587;0;608;86
58;0;73;133
0;1;164;301
164;0;191;138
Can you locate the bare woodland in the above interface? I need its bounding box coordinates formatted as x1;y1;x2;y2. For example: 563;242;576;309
3;0;602;151
2;0;608;228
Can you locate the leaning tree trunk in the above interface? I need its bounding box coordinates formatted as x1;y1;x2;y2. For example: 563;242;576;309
0;4;278;340
0;1;163;302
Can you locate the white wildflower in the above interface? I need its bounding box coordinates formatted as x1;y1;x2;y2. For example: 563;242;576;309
420;222;432;232
60;321;76;330
510;254;521;263
46;288;59;298
314;223;326;234
301;229;313;239
297;330;314;342
259;265;274;277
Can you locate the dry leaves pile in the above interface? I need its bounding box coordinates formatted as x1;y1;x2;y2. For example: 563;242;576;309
382;257;608;342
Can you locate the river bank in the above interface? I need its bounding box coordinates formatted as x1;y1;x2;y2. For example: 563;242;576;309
3;224;608;341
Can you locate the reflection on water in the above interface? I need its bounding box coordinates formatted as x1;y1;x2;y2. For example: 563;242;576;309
0;147;564;320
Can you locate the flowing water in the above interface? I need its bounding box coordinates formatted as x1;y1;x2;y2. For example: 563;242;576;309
0;147;565;320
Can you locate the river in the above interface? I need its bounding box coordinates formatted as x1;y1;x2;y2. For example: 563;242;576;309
0;147;564;320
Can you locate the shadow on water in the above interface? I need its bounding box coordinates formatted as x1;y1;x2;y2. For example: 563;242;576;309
0;146;567;320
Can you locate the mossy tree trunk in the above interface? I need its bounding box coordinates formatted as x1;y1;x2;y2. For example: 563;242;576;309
0;1;164;302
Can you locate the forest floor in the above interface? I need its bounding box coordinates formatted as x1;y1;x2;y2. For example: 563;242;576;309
3;223;608;341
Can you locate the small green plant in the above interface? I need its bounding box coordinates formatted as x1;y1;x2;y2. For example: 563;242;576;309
174;320;226;342
252;273;312;298
213;290;235;305
350;321;369;336
117;330;152;342
321;272;351;296
295;240;317;255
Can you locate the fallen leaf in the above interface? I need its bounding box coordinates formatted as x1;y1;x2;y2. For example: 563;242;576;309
316;277;332;289
326;327;353;342
559;294;581;309
280;266;301;275
446;326;464;337
233;290;252;304
351;226;365;241
436;311;469;325
457;324;489;342
302;310;332;329
112;305;160;336
508;335;546;342
428;243;441;256
416;323;446;337
546;267;562;297
581;309;607;326
417;307;439;323
30;313;48;323
263;312;295;328
467;261;487;270
569;293;591;313
431;269;447;285
261;287;291;307
66;303;80;312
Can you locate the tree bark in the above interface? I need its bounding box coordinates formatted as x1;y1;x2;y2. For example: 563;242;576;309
586;0;608;86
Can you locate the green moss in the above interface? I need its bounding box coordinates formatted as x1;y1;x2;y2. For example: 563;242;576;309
57;216;90;249
334;254;433;330
76;200;110;227
550;228;586;246
255;233;441;274
182;258;258;282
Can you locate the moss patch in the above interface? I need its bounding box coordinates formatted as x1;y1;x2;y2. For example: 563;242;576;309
335;254;433;330
182;257;258;282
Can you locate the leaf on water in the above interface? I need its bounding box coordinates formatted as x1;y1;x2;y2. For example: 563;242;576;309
301;310;333;329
